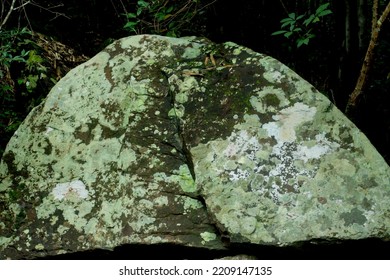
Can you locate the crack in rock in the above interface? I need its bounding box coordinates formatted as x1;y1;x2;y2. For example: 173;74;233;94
162;69;196;181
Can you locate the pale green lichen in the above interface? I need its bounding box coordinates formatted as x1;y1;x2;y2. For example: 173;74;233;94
0;237;12;248
57;225;69;235
200;231;217;244
128;215;156;232
182;45;202;59
168;106;185;118
124;78;151;112
36;197;57;219
153;196;169;207
0;175;11;191
144;236;164;244
100;199;127;225
182;197;203;214
175;91;189;104
250;86;290;114
83;218;99;235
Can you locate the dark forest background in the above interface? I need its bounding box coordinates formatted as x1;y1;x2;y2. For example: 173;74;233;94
0;0;389;164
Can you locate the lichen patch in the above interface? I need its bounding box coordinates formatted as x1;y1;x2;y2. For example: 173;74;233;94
52;180;89;200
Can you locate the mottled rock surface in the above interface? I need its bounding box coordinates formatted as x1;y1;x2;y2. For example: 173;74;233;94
0;35;389;259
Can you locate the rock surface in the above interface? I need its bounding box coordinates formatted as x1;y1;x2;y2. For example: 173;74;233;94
0;35;389;259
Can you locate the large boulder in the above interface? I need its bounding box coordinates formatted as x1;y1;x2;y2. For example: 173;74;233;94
0;35;389;259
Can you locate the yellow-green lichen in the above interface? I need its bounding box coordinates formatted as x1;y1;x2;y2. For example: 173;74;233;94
34;244;45;251
168;164;196;194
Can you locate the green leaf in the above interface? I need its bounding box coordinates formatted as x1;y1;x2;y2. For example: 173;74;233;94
316;3;330;14
302;38;310;45
124;21;139;27
281;17;294;23
281;20;294;28
297;37;310;48
155;12;165;21
284;31;293;38
137;0;149;8
126;13;137;19
124;21;139;32
288;13;296;19
271;30;287;36
318;10;332;17
304;14;315;26
166;6;174;13
12;56;26;63
166;30;177;38
168;22;177;29
20;49;29;56
17;78;25;85
296;14;305;20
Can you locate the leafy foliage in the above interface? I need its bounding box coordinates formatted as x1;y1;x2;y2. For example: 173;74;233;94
0;28;30;67
0;27;54;158
123;0;203;37
272;3;332;47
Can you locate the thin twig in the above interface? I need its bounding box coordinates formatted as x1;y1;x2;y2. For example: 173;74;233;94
197;0;219;12
21;0;33;30
1;1;5;20
28;1;70;20
0;0;17;30
278;0;289;15
14;0;30;10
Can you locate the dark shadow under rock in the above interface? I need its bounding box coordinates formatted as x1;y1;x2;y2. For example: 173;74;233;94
36;239;390;260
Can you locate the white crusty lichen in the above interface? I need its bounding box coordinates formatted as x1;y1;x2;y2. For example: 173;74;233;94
263;102;316;143
52;179;89;200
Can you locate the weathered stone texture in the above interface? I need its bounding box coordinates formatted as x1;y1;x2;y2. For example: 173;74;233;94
0;35;389;259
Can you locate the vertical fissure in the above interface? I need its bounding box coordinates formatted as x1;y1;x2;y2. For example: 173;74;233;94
162;69;196;181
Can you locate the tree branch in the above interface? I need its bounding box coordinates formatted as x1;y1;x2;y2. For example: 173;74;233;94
28;1;69;21
372;0;378;30
345;1;390;114
0;0;17;30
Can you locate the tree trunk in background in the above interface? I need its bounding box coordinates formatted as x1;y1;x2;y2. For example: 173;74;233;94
357;0;368;53
330;0;370;108
346;0;390;114
344;0;353;56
